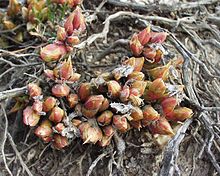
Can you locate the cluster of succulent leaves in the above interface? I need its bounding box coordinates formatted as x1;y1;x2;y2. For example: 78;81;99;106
0;0;82;47
6;0;193;149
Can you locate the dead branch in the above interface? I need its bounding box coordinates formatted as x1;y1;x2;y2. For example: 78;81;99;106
0;24;26;35
202;107;220;111
87;0;107;23
76;11;195;49
107;0;219;12
86;152;108;176
168;33;219;79
96;39;129;60
0;86;27;101
7;132;34;176
0;103;33;175
0;57;41;67
113;131;125;156
0;104;13;176
0;49;39;58
159;118;193;176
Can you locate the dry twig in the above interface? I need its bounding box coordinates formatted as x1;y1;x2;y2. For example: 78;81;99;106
86;152;108;176
0;86;27;101
107;0;219;12
0;104;13;176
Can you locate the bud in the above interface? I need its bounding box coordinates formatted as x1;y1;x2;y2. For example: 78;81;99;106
57;26;67;41
130;80;147;97
34;120;52;142
123;57;144;72
28;83;42;98
98;135;112;147
69;73;81;82
102;125;115;137
78;122;90;134
166;107;193;121
120;85;130;102
144;78;167;101
130;34;143;56
113;115;128;133
60;57;73;80
161;97;178;116
143;47;156;61
150;32;168;43
23;106;40;126
43;96;57;112
149;78;166;95
32;100;43;114
130;120;142;130
54;123;65;133
129;94;143;106
83;95;104;110
107;80;121;98
99;98;109;112
53;66;60;79
44;69;55;80
138;26;151;45
82;95;104;118
27;0;48;23
72;119;82;127
97;110;113;126
52;84;70;97
64;7;86;35
78;83;92;102
79;123;103;144
148;117;174;135
67;94;79;108
85;126;103;144
130;107;144;121
53;134;68;149
142;105;160;121
148;62;171;80
7;0;21;17
66;35;80;45
128;71;145;81
49;106;64;123
40;44;67;62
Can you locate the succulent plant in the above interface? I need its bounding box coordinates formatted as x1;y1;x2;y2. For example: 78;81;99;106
43;97;57;112
22;24;193;150
64;7;86;35
23;106;41;126
40;44;67;62
52;84;70;97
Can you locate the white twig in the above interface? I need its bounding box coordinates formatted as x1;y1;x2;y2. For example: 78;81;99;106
7;132;34;176
0;86;27;101
75;11;195;49
86;152;107;176
0;104;13;176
